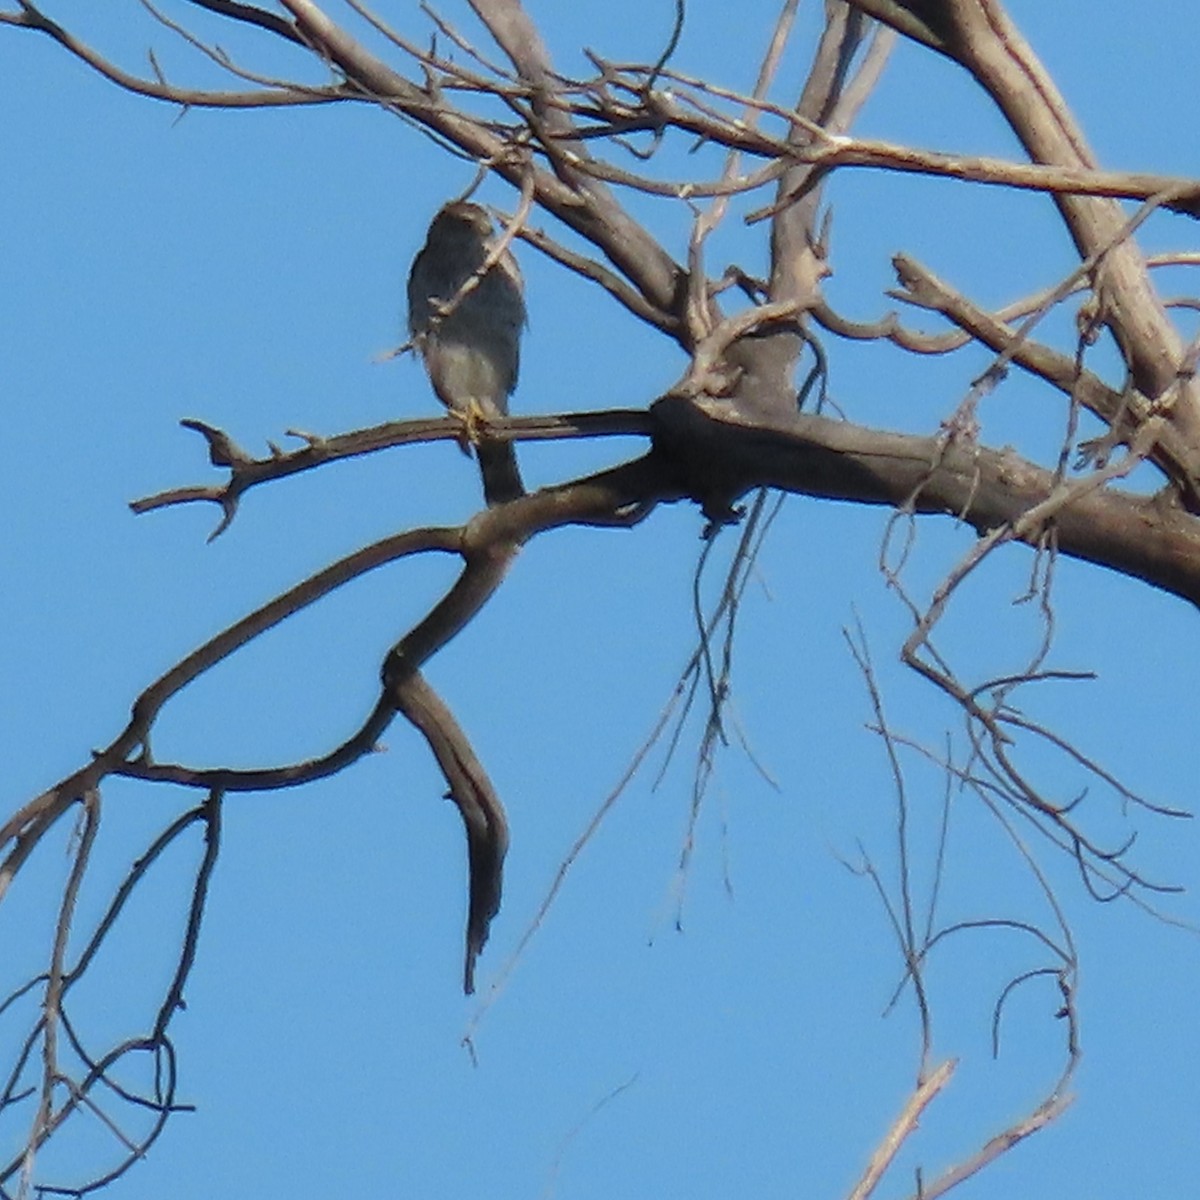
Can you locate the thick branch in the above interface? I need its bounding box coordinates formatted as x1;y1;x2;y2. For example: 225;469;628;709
652;396;1200;608
130;411;654;533
393;671;508;994
180;0;305;45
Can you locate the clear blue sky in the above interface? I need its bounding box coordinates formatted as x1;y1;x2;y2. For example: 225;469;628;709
2;2;1199;1197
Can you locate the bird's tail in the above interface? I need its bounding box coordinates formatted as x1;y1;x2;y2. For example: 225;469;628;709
476;438;524;506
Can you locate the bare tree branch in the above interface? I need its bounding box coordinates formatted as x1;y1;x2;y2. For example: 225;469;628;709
5;1;1199;1192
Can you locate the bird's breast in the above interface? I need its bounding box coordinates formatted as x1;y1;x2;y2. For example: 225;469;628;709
424;338;513;415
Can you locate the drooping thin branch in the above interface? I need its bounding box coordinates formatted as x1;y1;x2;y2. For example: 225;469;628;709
845;623;934;1065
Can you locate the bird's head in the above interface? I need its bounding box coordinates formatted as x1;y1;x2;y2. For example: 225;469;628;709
429;201;495;243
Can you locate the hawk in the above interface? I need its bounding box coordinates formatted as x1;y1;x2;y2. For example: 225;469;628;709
406;201;525;505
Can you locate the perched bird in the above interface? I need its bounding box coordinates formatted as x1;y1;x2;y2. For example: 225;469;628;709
406;201;525;505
